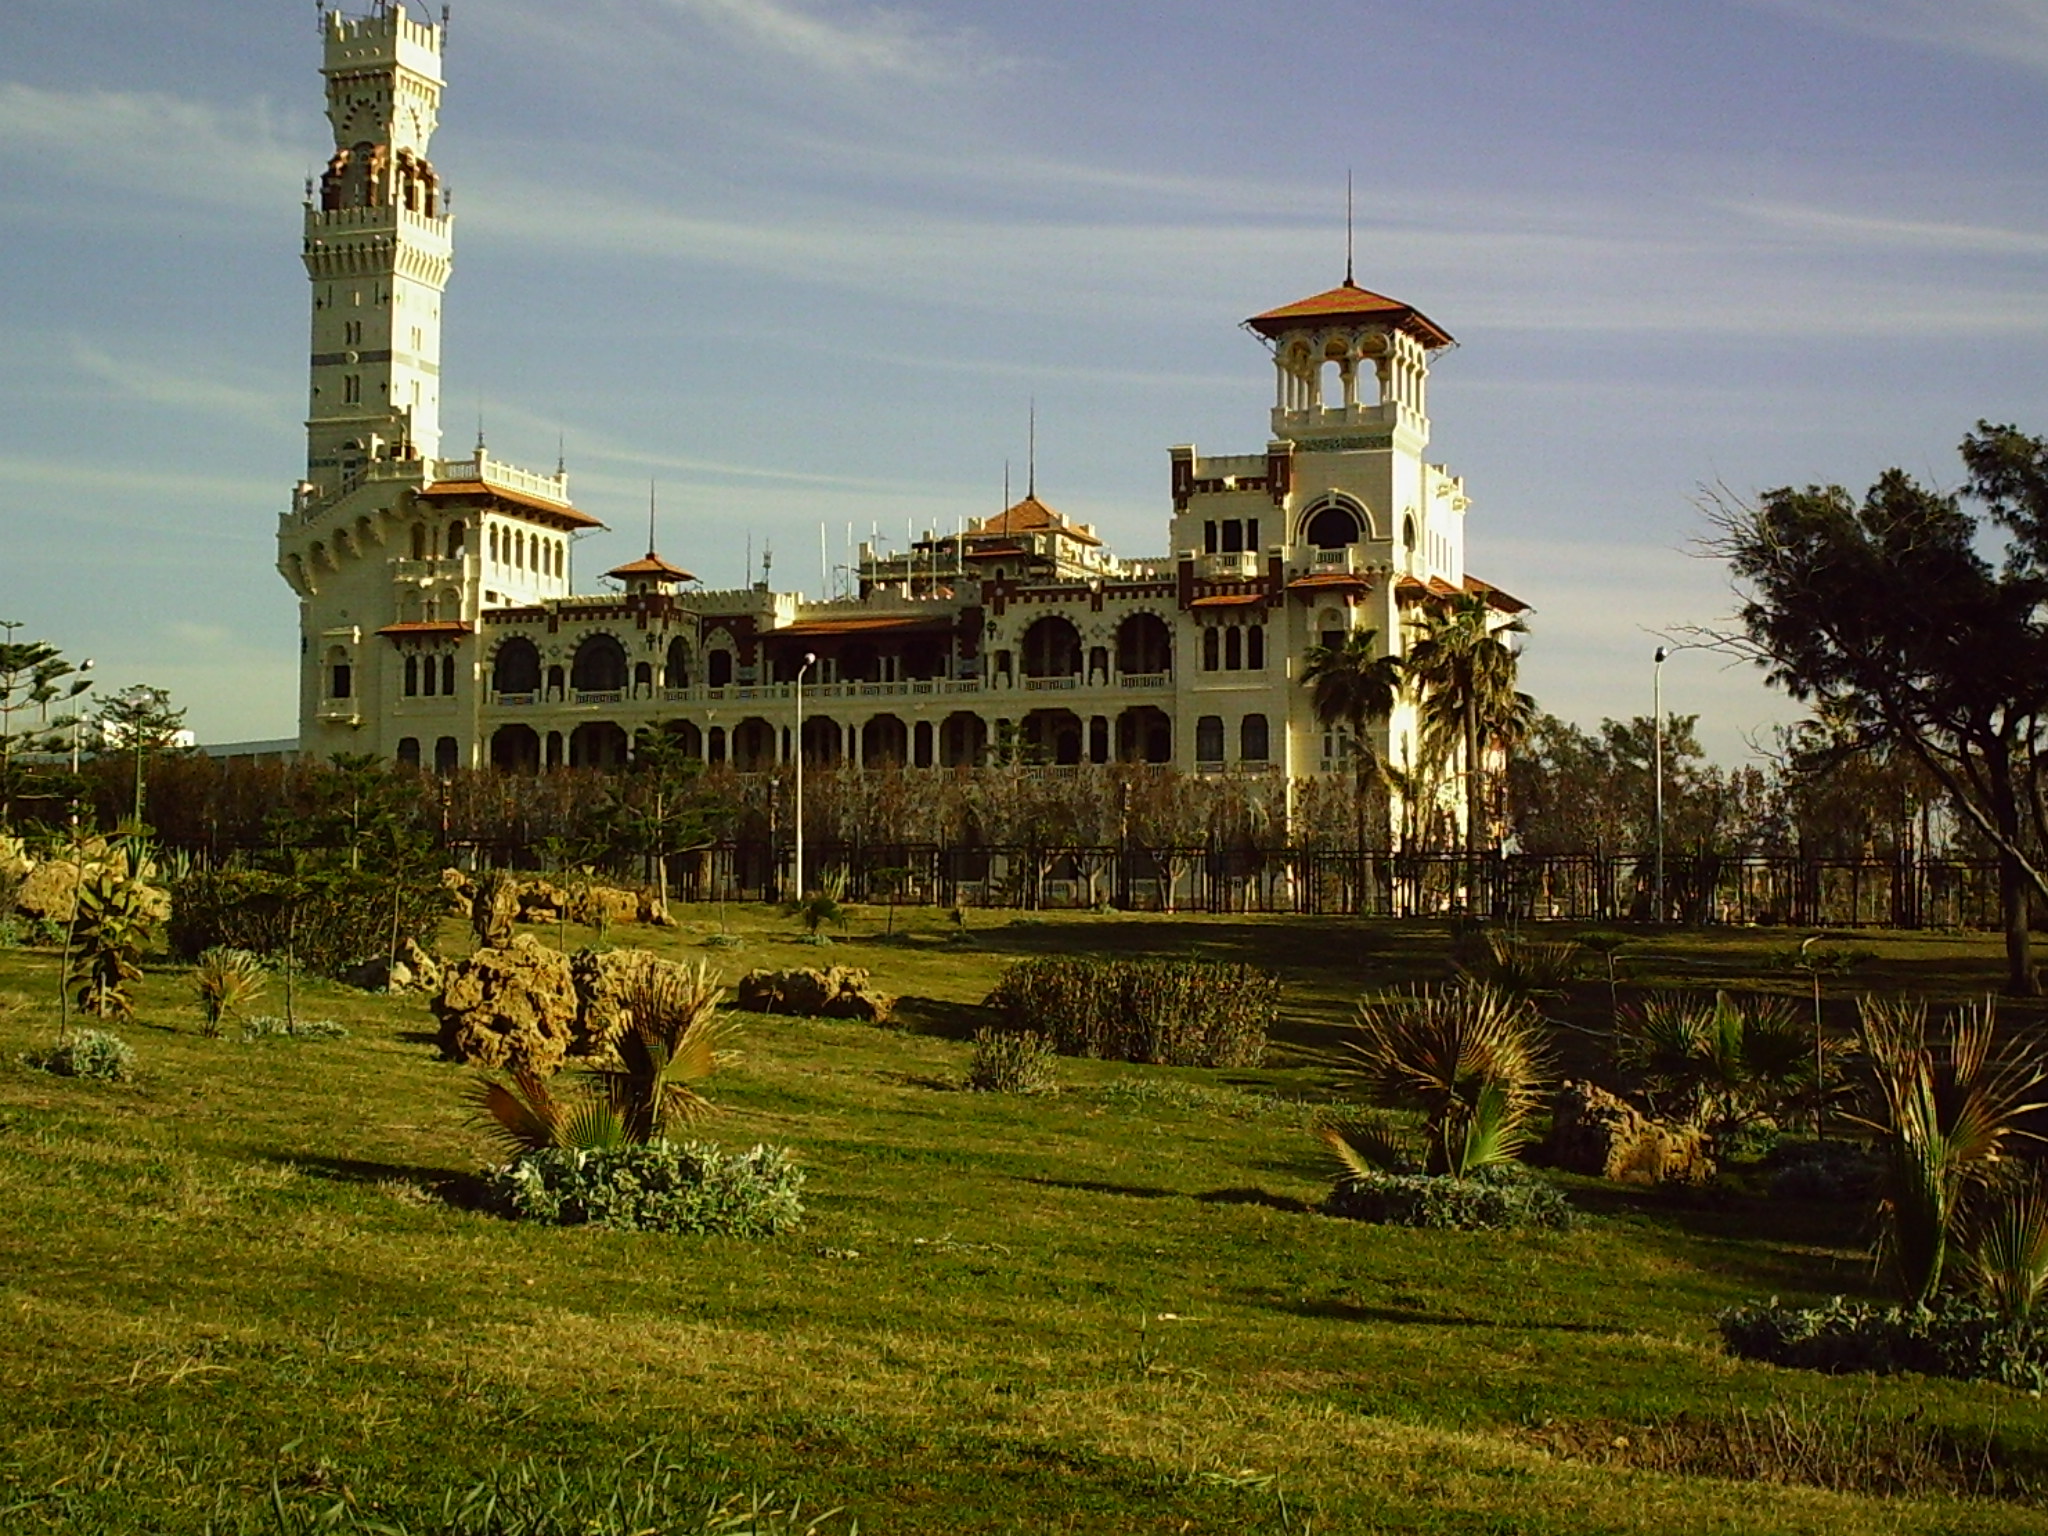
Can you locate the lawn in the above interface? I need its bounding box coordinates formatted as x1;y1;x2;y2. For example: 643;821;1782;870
1;906;2044;1533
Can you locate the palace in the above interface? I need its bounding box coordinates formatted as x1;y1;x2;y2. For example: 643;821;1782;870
277;2;1523;815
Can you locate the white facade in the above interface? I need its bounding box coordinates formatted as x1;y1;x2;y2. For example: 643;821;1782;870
277;4;1524;816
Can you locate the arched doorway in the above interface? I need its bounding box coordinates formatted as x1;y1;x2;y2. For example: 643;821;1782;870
1116;613;1172;677
570;634;627;693
1020;616;1082;680
490;724;542;773
492;636;541;695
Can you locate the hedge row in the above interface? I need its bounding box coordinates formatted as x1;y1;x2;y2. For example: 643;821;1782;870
983;957;1277;1068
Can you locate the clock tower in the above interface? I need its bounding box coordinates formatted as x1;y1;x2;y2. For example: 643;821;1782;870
302;0;450;496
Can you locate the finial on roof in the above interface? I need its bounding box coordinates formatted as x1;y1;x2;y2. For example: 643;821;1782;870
474;410;485;455
1027;398;1036;501
1345;169;1355;287
555;432;565;477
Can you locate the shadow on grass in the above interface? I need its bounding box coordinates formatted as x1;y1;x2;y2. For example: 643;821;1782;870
274;1151;486;1208
1022;1175;1180;1201
892;995;993;1041
1194;1186;1315;1214
1268;1294;1622;1334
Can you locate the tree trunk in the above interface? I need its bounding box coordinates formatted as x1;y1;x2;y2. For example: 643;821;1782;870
1999;847;2039;997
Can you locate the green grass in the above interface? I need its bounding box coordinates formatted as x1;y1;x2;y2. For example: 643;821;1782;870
0;907;2044;1532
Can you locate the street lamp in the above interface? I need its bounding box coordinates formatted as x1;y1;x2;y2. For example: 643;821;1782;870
792;651;816;902
1652;642;1707;922
69;659;94;827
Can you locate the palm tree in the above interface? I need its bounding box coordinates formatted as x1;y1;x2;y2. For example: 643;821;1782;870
1404;594;1531;862
1300;630;1403;854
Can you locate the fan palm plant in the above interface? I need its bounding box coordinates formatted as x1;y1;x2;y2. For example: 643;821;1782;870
1612;989;1822;1135
784;865;849;939
1322;981;1551;1179
1853;995;2048;1307
468;960;732;1154
1960;1175;2048;1322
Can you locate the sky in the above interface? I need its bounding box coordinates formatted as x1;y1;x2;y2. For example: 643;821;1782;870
3;0;2047;760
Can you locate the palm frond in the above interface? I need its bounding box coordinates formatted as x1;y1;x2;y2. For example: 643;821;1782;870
465;1070;565;1156
1962;1178;2048;1322
1316;1116;1414;1181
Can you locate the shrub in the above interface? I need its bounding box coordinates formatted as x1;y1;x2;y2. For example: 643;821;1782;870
27;1028;135;1082
239;1014;349;1041
1718;1296;2048;1390
192;946;267;1036
66;846;164;1021
1613;989;1824;1136
1322;1163;1574;1232
967;1028;1059;1094
1457;929;1585;999
483;1141;804;1235
169;866;442;982
983;958;1276;1068
1766;1138;1882;1202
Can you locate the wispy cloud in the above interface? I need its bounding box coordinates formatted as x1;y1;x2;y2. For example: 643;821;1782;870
1725;198;2048;257
0;82;307;209
1742;0;2048;74
67;342;300;435
657;0;1008;84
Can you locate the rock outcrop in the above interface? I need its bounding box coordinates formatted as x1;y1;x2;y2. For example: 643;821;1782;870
736;965;895;1024
1541;1081;1715;1186
432;934;579;1073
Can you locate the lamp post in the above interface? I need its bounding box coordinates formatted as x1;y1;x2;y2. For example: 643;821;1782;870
69;660;94;828
1653;646;1667;922
792;651;816;902
1651;642;1707;923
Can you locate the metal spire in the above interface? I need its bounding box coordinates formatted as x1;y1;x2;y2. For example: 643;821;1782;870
1345;169;1355;286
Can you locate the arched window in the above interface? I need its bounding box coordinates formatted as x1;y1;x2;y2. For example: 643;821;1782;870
570;633;628;692
514;529;526;570
447;520;466;557
1303;500;1365;549
489;525;501;563
1240;714;1269;762
492;636;541;694
1196;715;1225;763
1247;625;1265;670
1202;629;1219;672
708;650;733;688
396;737;421;767
403;655;419;697
441;654;456;695
410;522;427;559
664;637;691;688
421;654;437;696
1225;627;1243;670
434;736;458;776
1019;616;1082;679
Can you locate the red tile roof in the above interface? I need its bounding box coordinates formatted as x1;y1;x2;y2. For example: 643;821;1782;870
1394;574;1530;612
1246;280;1454;349
420;480;605;530
772;615;957;638
606;550;695;583
968;495;1103;547
1285;571;1374;592
1464;574;1529;613
1189;593;1268;609
376;620;474;638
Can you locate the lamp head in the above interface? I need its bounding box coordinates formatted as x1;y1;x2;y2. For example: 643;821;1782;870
1654;645;1670;664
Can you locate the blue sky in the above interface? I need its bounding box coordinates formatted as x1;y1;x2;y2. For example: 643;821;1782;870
3;0;2046;759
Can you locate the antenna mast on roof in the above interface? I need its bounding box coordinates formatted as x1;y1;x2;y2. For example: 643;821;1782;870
647;479;658;555
1027;399;1036;500
556;433;565;477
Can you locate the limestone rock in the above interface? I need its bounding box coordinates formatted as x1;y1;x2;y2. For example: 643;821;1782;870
737;965;895;1025
440;867;475;915
432;934;579;1072
16;860;82;923
349;936;445;995
1542;1081;1715;1187
568;946;700;1052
